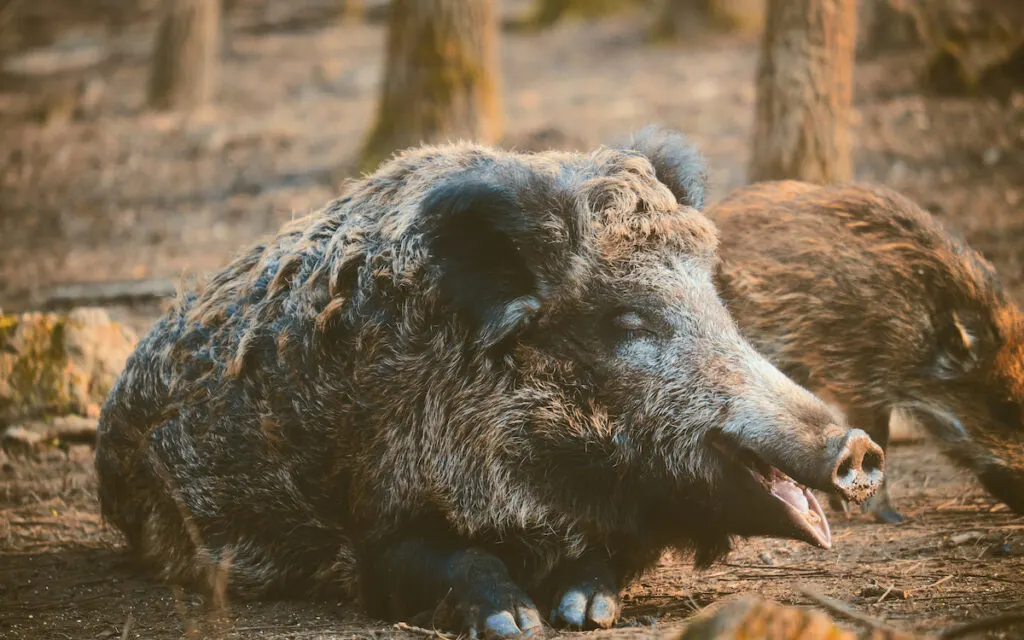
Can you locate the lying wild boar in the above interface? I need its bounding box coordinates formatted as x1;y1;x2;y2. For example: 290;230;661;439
95;128;882;637
709;180;1024;524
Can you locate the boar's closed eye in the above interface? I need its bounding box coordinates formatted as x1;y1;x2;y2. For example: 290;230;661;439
606;309;667;342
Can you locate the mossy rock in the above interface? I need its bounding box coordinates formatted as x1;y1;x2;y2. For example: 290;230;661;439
673;596;916;640
0;307;137;425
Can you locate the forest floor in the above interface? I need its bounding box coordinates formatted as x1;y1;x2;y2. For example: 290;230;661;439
2;1;1024;638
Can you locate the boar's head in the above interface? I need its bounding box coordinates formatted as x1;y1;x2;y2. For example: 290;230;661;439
920;294;1024;514
415;127;883;566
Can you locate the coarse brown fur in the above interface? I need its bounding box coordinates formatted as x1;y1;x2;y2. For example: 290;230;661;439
710;180;1024;522
95;130;882;636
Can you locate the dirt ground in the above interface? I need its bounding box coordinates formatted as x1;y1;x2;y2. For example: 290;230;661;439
2;1;1024;638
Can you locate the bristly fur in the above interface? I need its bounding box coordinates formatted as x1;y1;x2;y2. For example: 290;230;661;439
616;125;709;210
95;137;860;620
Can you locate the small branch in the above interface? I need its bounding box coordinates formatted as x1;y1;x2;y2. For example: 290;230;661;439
34;277;182;310
907;575;953;594
393;622;456;639
120;615;134;640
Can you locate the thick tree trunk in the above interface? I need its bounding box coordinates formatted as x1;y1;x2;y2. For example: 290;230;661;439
148;0;221;111
748;0;857;184
359;0;503;172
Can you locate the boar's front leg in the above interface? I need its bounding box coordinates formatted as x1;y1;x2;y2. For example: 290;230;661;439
545;551;621;630
363;535;544;638
827;407;905;525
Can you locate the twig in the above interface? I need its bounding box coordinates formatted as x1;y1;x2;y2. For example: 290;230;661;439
907;574;953;594
686;593;703;614
797;586;904;635
876;583;895;604
393;621;456;639
938;612;1024;639
724;562;822;572
120;615;134;640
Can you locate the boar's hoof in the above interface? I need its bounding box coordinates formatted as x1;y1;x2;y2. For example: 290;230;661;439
423;549;545;639
830;429;884;504
550;585;620;630
441;584;544;639
547;553;621;630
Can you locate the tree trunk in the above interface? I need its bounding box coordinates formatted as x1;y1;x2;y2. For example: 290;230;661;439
748;0;857;184
148;0;221;111
359;0;502;172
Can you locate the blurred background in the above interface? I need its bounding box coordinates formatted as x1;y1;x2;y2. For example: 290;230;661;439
0;0;1021;337
1;2;1024;637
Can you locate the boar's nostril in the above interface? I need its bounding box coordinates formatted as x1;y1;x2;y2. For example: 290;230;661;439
836;458;852;480
863;450;883;476
830;430;885;504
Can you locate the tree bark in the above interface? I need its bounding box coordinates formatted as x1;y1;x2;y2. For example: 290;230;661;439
148;0;221;111
359;0;503;172
748;0;857;184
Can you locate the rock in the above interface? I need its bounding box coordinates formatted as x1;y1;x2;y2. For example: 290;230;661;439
948;530;987;546
2;425;45;456
0;307;137;426
673;595;916;639
858;583;909;600
673;596;858;639
1;415;98;455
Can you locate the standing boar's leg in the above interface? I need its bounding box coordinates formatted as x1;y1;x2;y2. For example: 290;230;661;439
362;532;543;639
826;407;905;524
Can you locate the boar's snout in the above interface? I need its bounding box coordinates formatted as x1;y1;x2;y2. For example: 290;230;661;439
827;429;884;504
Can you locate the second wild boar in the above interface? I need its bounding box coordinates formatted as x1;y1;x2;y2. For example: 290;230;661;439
710;180;1024;524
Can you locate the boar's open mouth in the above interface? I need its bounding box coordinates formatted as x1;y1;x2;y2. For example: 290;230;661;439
711;438;832;550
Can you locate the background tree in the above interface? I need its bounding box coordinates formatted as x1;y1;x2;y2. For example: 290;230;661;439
358;0;503;173
148;0;221;110
748;0;857;184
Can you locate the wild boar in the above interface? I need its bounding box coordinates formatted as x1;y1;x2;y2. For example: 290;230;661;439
709;180;1024;524
94;129;883;637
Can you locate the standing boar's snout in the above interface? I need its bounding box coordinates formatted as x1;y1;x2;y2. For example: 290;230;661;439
94;127;880;638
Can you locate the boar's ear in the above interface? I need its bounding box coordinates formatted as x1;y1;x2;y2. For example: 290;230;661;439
933;310;985;379
619;125;708;210
421;179;544;349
